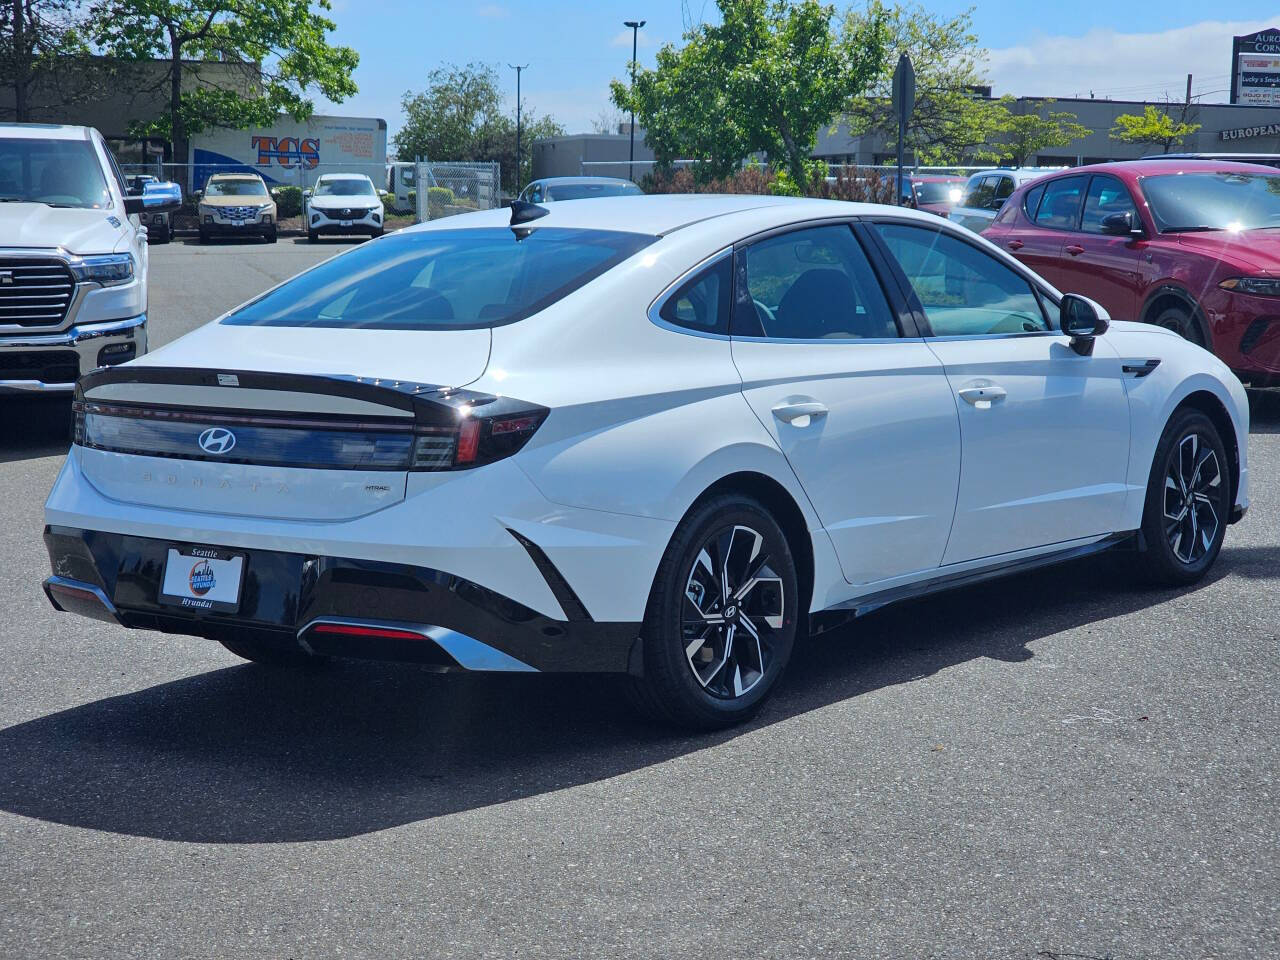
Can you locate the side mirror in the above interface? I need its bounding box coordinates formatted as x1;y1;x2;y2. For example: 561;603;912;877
135;181;181;213
1060;293;1110;355
303;189;312;199
1100;211;1143;237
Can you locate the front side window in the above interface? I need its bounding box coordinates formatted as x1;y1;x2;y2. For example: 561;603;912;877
0;137;112;209
874;223;1048;337
734;225;897;340
206;178;269;197
1080;175;1138;234
1034;175;1087;229
1140;171;1280;232
993;175;1015;205
223;227;656;330
658;254;732;334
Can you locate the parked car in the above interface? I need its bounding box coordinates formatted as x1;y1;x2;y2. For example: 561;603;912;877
197;172;277;243
985;158;1280;386
304;173;384;241
517;176;643;202
127;174;177;244
903;174;967;218
1143;152;1280;170
43;195;1248;729
949;168;1057;233
0;123;178;395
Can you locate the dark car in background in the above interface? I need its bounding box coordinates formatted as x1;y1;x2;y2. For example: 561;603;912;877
985;158;1280;386
517;176;643;202
902;174;967;218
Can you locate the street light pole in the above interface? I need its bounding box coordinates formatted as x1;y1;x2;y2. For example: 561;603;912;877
623;19;645;182
509;63;528;193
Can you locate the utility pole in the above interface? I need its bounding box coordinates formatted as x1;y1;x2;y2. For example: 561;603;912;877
509;63;528;193
1185;73;1193;104
623;19;646;182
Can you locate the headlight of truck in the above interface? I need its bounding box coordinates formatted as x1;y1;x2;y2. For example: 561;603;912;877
69;253;135;287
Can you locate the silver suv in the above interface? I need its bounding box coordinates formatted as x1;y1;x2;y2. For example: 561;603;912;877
949;168;1058;234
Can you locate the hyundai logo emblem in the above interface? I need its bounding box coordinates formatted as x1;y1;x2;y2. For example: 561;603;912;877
197;427;237;455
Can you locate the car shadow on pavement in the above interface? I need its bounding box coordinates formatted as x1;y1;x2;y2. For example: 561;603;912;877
0;398;71;464
0;545;1265;845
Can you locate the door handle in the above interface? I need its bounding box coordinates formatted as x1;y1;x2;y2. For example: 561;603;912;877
1066;244;1085;256
957;384;1007;407
771;400;828;424
1006;239;1024;250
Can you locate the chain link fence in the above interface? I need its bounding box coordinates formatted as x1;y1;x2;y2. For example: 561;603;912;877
404;161;502;221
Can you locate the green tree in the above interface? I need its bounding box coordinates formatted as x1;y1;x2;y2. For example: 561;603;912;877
1109;103;1200;153
611;0;886;192
0;0;109;121
998;98;1089;166
844;2;1006;165
394;63;563;192
90;0;358;164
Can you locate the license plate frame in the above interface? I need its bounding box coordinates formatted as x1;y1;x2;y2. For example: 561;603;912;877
158;546;246;613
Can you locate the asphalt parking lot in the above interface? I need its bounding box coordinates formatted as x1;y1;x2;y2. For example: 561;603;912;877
1;238;1277;959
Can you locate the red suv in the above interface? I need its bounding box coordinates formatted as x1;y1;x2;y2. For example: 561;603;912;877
985;159;1280;386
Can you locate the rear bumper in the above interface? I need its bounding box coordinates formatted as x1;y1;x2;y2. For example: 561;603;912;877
0;314;146;394
43;525;642;673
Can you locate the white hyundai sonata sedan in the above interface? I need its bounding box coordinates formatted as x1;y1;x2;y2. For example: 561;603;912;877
42;195;1249;729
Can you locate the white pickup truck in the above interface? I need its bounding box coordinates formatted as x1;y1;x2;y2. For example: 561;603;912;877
0;123;179;394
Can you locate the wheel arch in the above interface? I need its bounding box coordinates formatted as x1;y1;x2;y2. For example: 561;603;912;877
1141;284;1212;349
1169;389;1240;506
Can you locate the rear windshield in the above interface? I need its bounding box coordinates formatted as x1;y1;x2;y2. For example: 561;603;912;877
913;181;962;204
1141;171;1280;232
223;227;656;330
0;137;111;209
546;182;643;200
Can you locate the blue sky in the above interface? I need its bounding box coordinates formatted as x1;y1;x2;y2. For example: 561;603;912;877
315;1;1280;147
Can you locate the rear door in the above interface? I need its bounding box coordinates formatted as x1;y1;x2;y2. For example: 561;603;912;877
992;180;1064;282
870;220;1131;564
1020;174;1088;289
1052;173;1142;321
730;222;961;585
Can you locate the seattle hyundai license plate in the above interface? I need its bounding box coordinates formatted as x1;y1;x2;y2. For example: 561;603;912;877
159;546;245;613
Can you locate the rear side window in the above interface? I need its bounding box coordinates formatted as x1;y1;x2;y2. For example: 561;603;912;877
993;176;1015;203
874;223;1048;337
1034;176;1087;229
223;227;656;330
733;225;898;340
1080;175;1138;234
962;176;996;209
1023;184;1046;219
658;255;732;334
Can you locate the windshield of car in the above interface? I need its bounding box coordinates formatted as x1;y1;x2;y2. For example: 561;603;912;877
0;137;112;209
546;182;643;200
913;181;962;205
1141;171;1280;232
205;178;269;197
222;227;657;330
315;178;376;197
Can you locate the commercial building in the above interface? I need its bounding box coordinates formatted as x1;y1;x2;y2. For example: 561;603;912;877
531;129;655;180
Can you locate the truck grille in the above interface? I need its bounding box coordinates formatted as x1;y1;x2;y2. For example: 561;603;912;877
0;257;75;327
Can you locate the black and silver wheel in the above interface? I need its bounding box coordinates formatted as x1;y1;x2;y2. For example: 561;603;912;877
1136;408;1230;585
630;494;799;729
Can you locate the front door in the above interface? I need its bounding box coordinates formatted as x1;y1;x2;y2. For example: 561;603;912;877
730;223;961;585
1052;173;1143;322
871;220;1132;564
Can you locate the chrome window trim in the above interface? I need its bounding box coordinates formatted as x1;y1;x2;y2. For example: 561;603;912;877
730;335;922;346
646;246;734;341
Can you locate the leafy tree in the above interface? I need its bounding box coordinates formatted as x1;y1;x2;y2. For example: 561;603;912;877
0;0;109;121
997;98;1089;166
89;0;358;163
844;2;1006;165
394;63;563;192
1109;103;1200;153
611;0;886;191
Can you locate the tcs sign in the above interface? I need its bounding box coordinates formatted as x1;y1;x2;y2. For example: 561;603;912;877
251;136;320;169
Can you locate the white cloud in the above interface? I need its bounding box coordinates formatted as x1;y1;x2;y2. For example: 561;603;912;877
986;16;1280;102
611;29;655;48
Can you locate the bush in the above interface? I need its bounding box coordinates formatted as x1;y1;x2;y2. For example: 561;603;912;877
407;189;416;211
274;185;303;218
426;186;455;212
641;162;894;204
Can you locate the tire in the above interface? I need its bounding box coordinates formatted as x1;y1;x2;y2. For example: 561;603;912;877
307;229;319;242
370;227;384;239
1135;408;1231;586
150;227;170;245
628;493;800;730
198;229;210;244
218;632;324;668
1151;302;1204;346
264;228;277;243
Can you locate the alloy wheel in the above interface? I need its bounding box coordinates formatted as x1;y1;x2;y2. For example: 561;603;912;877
682;524;785;699
1163;432;1222;565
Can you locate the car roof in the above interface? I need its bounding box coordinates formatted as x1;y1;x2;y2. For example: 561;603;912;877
207;172;265;181
406;194;944;237
1026;158;1280;179
316;172;372;180
912;174;966;182
0;122;94;140
536;177;638;187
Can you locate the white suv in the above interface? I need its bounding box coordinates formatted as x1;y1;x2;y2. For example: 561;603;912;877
0;123;177;394
949;168;1057;234
304;173;384;241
